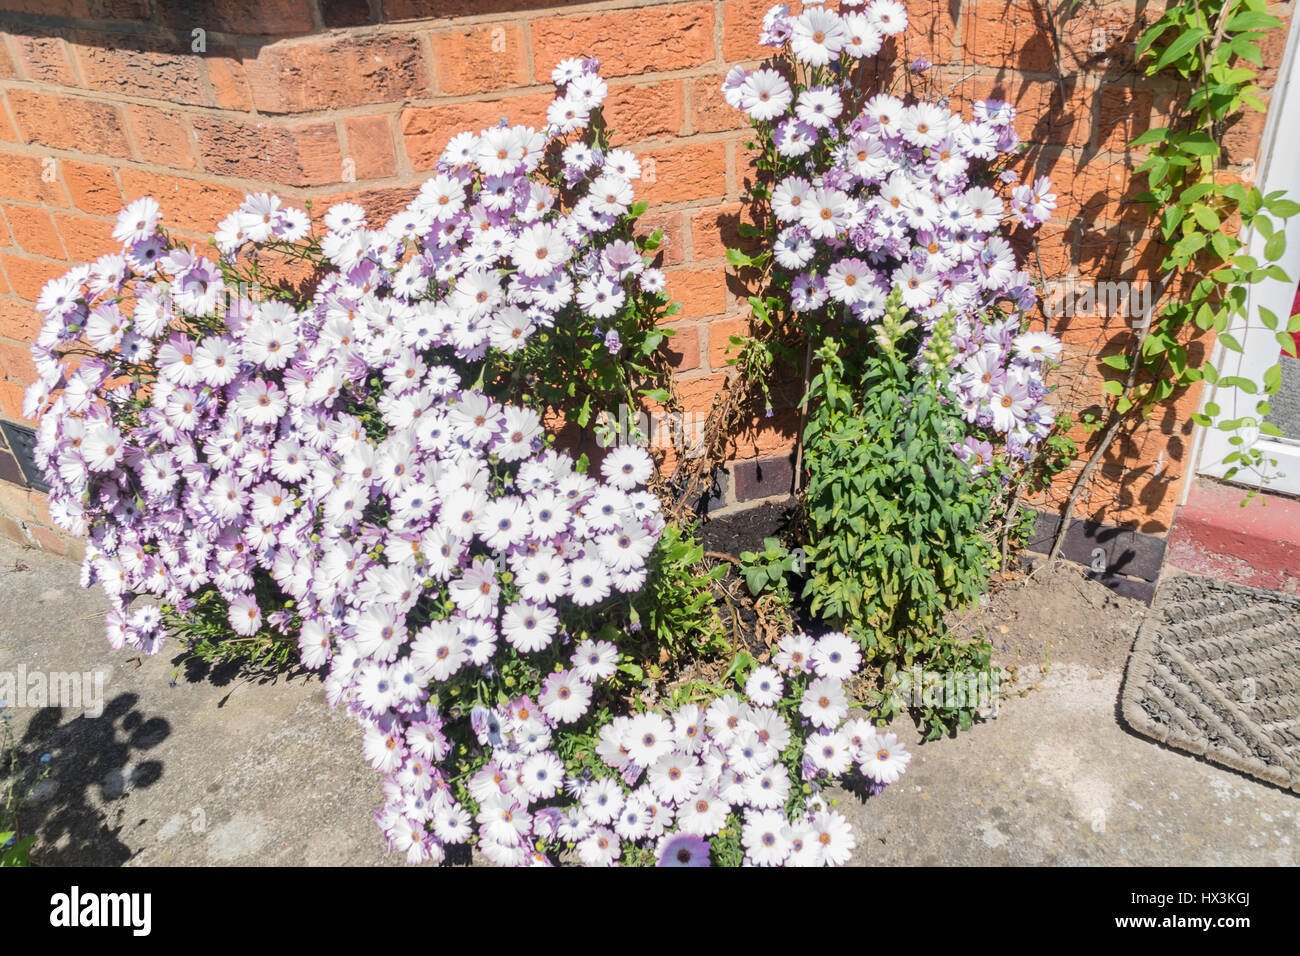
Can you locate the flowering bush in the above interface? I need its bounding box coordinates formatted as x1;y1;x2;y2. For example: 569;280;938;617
22;49;914;865
424;629;909;867
714;3;1069;735
723;1;1063;464
21;57;728;864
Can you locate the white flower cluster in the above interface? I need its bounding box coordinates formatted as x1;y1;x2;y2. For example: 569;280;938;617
440;630;911;866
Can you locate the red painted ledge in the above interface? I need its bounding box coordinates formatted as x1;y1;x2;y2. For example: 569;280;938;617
1164;477;1300;593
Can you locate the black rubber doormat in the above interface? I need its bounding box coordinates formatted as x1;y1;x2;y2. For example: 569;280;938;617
1120;574;1300;792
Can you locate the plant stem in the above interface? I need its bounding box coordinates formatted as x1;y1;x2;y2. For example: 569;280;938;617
791;333;816;496
1047;269;1173;562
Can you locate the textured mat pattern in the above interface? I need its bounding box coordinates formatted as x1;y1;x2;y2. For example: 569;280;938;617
1120;574;1300;792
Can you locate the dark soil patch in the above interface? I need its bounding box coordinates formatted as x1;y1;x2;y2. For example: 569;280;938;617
949;560;1147;679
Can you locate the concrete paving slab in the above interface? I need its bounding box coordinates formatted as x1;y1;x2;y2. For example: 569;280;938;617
841;666;1298;866
0;536;400;867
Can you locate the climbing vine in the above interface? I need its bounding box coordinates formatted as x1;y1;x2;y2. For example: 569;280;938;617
1051;0;1298;556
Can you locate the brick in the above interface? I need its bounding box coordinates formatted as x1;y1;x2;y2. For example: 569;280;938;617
157;0;314;35
0;515;24;544
661;323;700;371
0;299;40;342
13;35;78;86
690;201;760;261
0;380;25;420
691;75;746;134
70;33;207;105
706;314;750;370
674;371;728;417
733;453;794;500
344;115;399;180
29;524;66;556
603;81;685;146
55;213;120;261
0;37;15;79
384;0;558;16
0;463;33;518
309;185;423;233
731;409;799;459
0;254;68;302
963;0;1057;73
0;339;36;385
400;93;551;170
91;0;152;15
635;210;684;267
636;141;728;207
0;0;88;14
192;117;343;187
117;169;245;234
1015;220;1074;278
429;23;529;96
206;51;255;112
890;0;959;65
531;4;715;79
320;0;375;27
2;205;66;259
1221;107;1268;167
951;74;1090;146
665;266;727;320
1056;4;1152;73
8;91;131;159
1095;86;1152;152
0;97;16;144
722;0;779;63
1037;149;1139;225
244;34;429;114
61;160;122;216
128;106;197;170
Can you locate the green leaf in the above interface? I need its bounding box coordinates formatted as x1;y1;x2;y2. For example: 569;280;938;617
1219;375;1257;393
1226;10;1283;32
1153;28;1209;71
1101;354;1133;370
1129;127;1172;147
1178;132;1219;156
1264;231;1286;262
1102;379;1124;396
1265;197;1300;218
725;247;752;268
1136;17;1175;57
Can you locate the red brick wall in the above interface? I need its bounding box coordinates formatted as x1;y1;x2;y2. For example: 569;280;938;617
0;0;1288;554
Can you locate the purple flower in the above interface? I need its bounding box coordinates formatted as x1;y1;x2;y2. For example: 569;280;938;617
656;833;711;867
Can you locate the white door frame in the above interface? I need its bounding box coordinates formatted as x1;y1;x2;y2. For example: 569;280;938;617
1192;11;1300;498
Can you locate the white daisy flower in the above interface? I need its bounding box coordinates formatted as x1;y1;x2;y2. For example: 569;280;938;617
859;730;912;784
801;676;848;729
742;809;791;867
744;666;784;707
572;639;619;682
811;631;862;679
